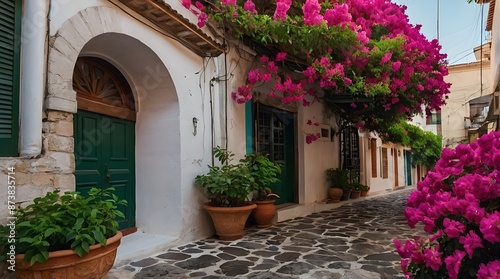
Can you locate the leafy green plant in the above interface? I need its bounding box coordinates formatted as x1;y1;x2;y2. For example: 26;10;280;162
195;147;257;207
326;168;350;190
383;120;442;167
241;153;281;200
350;182;365;191
0;187;126;266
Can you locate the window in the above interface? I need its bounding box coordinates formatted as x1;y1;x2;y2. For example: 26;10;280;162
370;139;377;178
427;112;441;125
0;0;22;156
381;148;388;179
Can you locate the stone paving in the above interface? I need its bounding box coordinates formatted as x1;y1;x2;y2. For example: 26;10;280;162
108;188;418;279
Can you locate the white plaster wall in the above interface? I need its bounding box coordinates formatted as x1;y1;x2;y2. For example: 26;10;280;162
441;62;491;148
44;2;218;241
224;54;254;157
298;102;340;204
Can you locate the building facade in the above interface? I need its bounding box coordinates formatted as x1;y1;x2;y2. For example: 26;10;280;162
0;0;410;264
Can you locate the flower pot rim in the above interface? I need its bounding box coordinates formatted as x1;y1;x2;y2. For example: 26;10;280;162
253;199;277;204
15;231;123;261
203;202;257;212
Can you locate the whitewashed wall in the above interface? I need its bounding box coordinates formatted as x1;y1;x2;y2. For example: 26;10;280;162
0;0;222;246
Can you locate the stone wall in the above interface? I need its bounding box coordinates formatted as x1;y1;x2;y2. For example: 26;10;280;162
0;110;75;220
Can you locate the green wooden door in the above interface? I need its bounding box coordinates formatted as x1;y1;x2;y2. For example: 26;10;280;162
74;110;136;230
257;105;295;204
404;150;412;186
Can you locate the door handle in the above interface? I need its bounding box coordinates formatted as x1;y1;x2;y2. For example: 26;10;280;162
105;164;110;181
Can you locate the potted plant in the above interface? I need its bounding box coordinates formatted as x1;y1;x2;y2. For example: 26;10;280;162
244;153;281;228
340;183;353;201
195;147;257;241
350;182;364;199
0;187;126;279
360;184;370;197
326;168;349;203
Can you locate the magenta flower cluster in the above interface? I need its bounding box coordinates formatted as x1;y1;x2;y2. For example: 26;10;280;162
394;131;500;279
181;0;450;138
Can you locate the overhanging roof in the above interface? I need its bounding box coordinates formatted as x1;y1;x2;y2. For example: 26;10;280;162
117;0;224;57
486;0;495;31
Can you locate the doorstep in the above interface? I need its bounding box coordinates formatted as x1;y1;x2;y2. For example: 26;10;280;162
114;230;177;267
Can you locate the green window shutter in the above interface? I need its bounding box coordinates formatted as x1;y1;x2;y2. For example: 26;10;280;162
0;0;21;156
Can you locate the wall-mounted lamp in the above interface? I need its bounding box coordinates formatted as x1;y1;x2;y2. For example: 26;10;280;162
192;117;198;136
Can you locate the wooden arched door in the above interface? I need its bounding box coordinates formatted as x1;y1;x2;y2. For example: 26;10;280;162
73;57;136;230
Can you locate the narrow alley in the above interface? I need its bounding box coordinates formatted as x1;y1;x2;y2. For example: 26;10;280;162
108;189;416;279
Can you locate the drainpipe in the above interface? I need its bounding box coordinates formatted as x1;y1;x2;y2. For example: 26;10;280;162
19;0;49;158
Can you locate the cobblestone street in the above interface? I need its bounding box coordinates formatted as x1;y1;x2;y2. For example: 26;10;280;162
108;188;416;279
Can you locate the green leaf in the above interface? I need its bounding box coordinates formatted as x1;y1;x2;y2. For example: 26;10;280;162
74;218;84;230
41;251;49;261
93;230;106;245
44;228;56;238
74;246;85;257
81;241;90;254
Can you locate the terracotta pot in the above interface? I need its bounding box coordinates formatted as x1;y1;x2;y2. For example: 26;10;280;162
350;190;361;199
203;203;257;241
15;231;122;279
340;189;352;201
252;200;276;228
328;188;343;203
360;190;369;197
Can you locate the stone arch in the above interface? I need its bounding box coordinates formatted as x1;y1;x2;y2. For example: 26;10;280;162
46;6;125;113
47;6;183;237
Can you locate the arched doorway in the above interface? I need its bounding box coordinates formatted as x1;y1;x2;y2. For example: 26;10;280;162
73;57;136;230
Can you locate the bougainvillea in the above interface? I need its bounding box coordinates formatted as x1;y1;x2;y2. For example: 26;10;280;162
182;0;450;134
394;131;500;279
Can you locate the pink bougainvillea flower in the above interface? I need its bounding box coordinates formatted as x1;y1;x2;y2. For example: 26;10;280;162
221;0;237;7
391;61;402;72
267;61;279;73
247;69;260;84
276;52;287;62
243;0;257;14
194;1;204;10
443;218;465;238
181;0;191;9
444;250;466;279
380;52;393;65
479;211;500;243
197;12;207;28
477;260;500;279
459;231;484;259
274;0;291;21
302;0;323;25
423;245;442;271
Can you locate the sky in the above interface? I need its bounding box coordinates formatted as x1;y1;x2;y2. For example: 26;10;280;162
393;0;490;65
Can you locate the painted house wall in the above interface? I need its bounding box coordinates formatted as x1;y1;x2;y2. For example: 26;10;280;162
441;61;491;148
362;136;409;194
298;101;340;204
0;0;225;248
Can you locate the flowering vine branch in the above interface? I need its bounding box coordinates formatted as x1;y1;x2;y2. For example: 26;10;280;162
183;0;451;136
